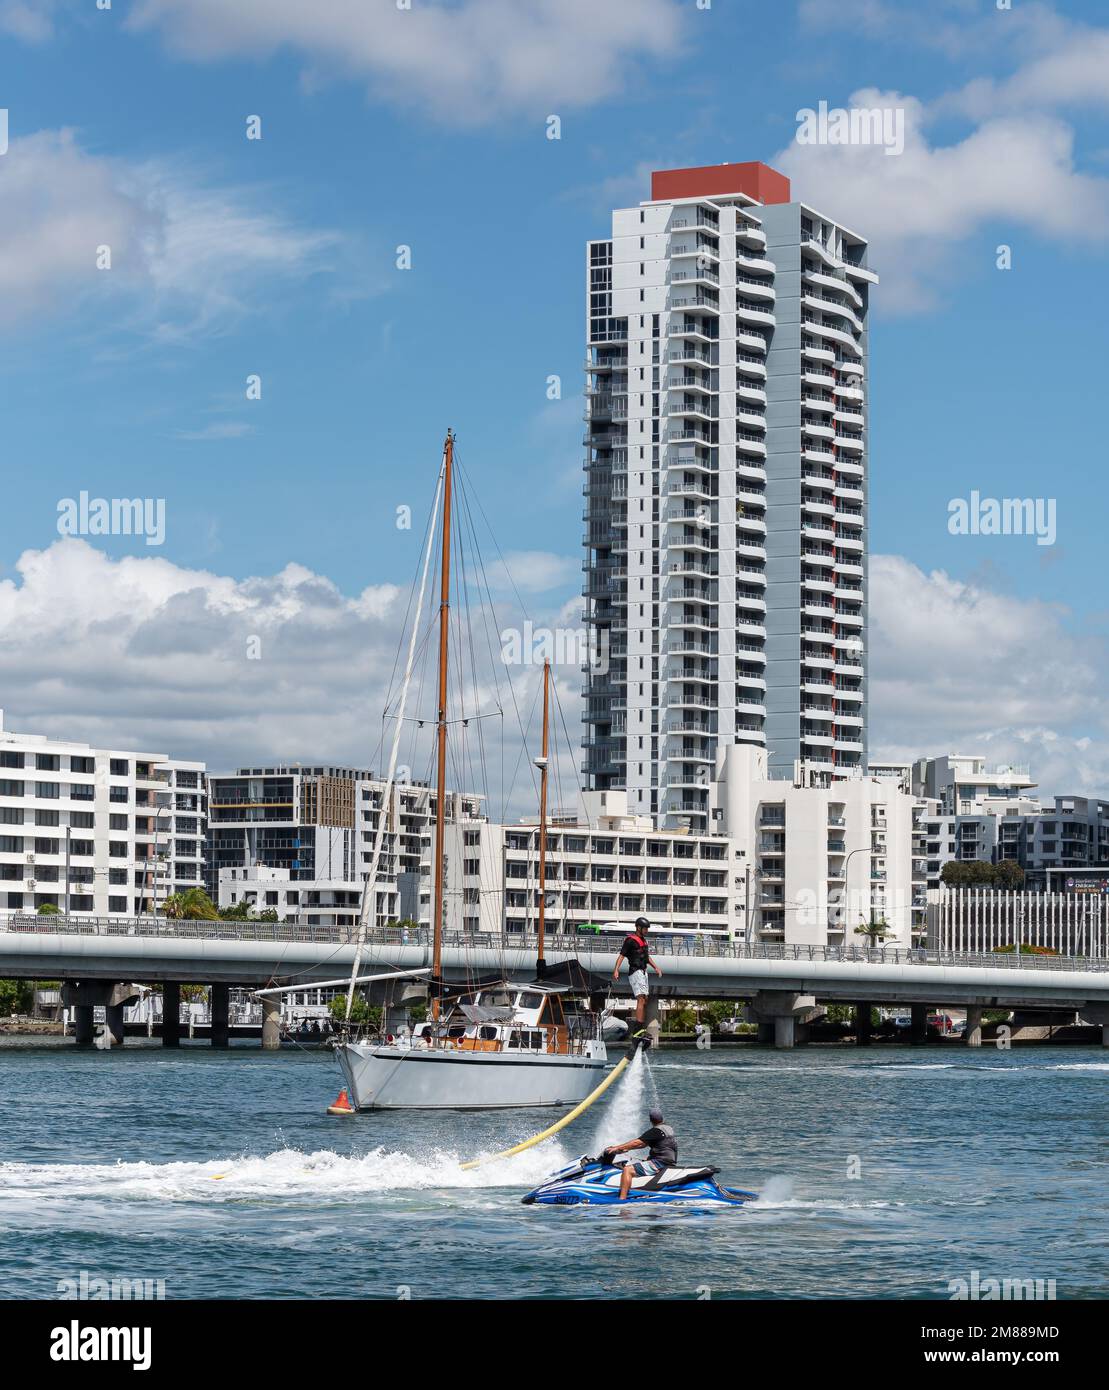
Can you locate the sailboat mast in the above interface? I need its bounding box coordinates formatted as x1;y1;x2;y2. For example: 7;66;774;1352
431;430;454;1021
536;659;550;978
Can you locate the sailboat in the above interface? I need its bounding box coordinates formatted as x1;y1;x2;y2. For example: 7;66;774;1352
333;433;609;1109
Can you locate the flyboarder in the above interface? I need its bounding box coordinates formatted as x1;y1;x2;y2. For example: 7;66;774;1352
612;915;663;1037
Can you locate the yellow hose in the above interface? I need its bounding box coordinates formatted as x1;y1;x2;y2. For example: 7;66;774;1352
460;1052;632;1170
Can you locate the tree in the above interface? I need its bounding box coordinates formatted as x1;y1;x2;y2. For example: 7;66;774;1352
328;994;381;1027
163;888;220;920
993;860;1025;890
854;916;890;946
0;979;34;1015
36;902;60;916
218;899;254;921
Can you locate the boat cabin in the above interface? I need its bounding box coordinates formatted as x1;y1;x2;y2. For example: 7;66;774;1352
409;983;601;1056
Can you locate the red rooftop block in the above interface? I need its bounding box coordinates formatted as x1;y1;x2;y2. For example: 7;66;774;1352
651;162;791;206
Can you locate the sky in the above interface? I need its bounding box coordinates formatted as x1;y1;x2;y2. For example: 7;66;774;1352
1;0;1108;806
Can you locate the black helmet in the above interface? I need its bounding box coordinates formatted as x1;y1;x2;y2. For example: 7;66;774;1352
634;916;650;931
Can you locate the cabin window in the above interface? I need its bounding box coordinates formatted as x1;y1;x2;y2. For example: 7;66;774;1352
478;1026;498;1042
517;993;543;1010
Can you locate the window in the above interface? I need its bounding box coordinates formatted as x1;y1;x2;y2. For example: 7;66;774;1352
0;752;23;768
36;754;60;771
110;759;129;777
34;838;59;855
35;809;60;826
0;836;23;853
1;808;21;825
108;896;128;913
109;787;128;803
70;840;94;857
36;783;60;799
0;780;25;797
71;812;94;829
70;756;95;774
109;815;128;831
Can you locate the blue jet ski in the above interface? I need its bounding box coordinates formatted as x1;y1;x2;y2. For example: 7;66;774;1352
522;1155;758;1207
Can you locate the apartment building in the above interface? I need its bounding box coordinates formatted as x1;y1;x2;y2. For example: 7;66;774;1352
0;712;205;916
207;764;483;930
443;789;740;939
912;754;1037;816
583;161;877;832
712;744;914;946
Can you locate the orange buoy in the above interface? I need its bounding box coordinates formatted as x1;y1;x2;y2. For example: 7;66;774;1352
326;1087;356;1116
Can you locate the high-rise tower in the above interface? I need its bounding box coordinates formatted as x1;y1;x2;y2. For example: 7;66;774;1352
583;162;877;830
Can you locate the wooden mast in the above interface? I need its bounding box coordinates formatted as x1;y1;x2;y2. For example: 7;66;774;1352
536;658;550;978
431;430;454;1021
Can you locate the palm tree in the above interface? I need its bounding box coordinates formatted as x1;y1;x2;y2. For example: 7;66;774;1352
163;888;220;920
854;915;890;948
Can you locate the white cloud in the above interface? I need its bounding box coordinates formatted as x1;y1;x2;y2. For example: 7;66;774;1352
3;542;1108;812
0;0;55;42
494;550;579;594
123;0;684;125
0;540;583;820
943;28;1109;120
0;129;349;335
173;422;255;442
869;553;1109;797
773;90;1109;311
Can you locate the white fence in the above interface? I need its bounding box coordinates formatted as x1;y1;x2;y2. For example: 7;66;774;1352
928;890;1109;958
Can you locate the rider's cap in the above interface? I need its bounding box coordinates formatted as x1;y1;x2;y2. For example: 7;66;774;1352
649;1109;664;1125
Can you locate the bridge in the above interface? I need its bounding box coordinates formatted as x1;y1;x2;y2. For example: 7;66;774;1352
4;914;1109;1048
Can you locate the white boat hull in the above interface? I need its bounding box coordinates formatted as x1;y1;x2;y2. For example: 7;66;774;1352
335;1041;609;1110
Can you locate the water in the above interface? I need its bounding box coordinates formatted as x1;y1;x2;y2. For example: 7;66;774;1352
1;1039;1106;1300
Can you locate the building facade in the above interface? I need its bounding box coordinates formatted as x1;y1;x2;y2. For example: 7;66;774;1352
583;161;877;833
0;713;205;917
207;764;484;930
711;745;914;946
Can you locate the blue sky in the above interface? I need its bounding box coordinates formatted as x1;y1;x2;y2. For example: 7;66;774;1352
1;0;1108;794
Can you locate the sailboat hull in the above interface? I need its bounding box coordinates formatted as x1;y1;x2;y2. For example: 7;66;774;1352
335;1041;608;1111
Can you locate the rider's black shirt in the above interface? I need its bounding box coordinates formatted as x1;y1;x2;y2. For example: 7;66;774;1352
638;1124;678;1167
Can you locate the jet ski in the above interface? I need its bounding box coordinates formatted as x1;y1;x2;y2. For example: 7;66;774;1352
522;1155;758;1207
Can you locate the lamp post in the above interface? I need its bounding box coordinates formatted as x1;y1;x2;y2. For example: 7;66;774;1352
842;845;869;946
152;804;171;919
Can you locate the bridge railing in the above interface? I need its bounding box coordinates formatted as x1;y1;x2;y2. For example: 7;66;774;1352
2;915;1108;973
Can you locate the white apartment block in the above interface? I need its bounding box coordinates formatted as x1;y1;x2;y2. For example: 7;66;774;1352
441;761;913;949
912;754;1037;816
583;161;877;834
711;745;914;946
443;789;738;939
0;712;206;917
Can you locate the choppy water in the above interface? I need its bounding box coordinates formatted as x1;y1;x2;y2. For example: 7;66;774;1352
1;1039;1106;1300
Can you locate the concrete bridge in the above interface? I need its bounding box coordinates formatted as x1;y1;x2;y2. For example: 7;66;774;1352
3;914;1108;1048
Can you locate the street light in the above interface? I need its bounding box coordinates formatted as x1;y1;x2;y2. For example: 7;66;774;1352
151;804;171;919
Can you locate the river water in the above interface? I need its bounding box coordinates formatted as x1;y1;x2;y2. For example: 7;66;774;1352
1;1039;1105;1300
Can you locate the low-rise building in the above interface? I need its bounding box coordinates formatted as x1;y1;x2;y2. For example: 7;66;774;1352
0;711;206;917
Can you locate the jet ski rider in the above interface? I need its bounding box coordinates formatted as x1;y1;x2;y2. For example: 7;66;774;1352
612;915;663;1037
602;1109;678;1202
